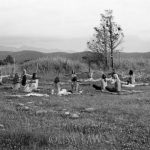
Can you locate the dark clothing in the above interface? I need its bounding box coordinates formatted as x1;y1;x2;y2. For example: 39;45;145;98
93;84;102;90
22;75;27;86
106;86;118;92
54;77;60;84
71;76;77;82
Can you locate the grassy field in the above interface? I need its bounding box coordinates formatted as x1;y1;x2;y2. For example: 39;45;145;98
0;83;150;149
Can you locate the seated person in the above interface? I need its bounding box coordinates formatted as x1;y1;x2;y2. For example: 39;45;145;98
21;69;32;92
53;76;61;94
71;70;79;93
93;74;112;91
12;73;20;91
123;70;149;87
122;70;136;87
127;70;135;85
30;73;39;91
106;73;126;93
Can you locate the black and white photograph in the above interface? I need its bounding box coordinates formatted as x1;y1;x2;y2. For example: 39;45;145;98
0;0;150;149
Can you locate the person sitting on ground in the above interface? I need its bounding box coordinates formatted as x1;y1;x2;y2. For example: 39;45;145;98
71;70;79;93
106;73;126;93
12;73;20;91
30;73;39;91
53;76;61;94
93;74;113;91
122;70;136;88
127;70;135;85
21;69;32;92
123;70;149;87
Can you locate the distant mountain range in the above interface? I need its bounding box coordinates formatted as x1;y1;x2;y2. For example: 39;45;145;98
0;35;150;53
0;48;150;64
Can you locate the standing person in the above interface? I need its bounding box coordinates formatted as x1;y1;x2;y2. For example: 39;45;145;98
71;70;79;93
13;73;20;91
30;73;39;91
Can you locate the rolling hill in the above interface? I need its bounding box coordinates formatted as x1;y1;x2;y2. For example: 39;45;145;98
0;48;150;64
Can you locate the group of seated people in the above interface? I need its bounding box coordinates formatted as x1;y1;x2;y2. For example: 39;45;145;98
53;70;80;95
12;69;39;92
0;68;79;94
53;69;138;95
92;70;137;94
0;69;39;92
0;68;145;95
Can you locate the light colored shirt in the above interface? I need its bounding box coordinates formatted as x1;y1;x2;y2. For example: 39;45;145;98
101;79;107;90
30;79;39;90
114;79;121;92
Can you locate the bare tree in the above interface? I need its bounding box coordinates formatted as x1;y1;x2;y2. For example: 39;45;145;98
87;10;124;69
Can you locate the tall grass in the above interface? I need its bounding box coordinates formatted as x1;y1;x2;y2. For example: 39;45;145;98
0;64;19;76
1;56;150;82
114;57;150;72
20;57;88;81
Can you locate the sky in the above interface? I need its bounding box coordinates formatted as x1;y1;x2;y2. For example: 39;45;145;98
0;0;150;52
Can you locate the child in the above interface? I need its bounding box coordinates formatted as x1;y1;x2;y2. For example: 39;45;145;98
13;73;20;91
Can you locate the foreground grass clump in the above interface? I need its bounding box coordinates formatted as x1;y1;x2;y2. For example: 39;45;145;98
0;130;50;150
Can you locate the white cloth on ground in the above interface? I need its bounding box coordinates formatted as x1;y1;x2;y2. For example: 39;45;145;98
122;84;135;88
58;89;72;96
